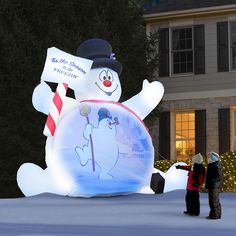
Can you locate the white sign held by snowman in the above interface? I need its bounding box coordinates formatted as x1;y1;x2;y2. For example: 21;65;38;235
40;47;93;90
40;48;93;136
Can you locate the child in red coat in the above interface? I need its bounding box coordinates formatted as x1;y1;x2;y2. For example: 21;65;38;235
176;153;205;216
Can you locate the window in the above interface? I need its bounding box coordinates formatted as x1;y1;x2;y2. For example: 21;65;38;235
175;112;195;161
217;21;236;72
172;28;193;74
230;22;236;70
158;25;205;77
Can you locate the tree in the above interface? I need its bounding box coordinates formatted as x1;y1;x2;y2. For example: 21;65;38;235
0;0;159;197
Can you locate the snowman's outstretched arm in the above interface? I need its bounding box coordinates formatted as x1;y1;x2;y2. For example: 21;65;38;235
122;80;164;120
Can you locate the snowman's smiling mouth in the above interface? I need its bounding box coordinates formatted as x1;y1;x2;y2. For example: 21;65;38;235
95;82;118;96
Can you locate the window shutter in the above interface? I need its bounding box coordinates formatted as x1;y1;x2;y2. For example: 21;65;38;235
195;110;206;156
159;111;170;160
218;108;230;154
217;22;229;72
159;28;169;77
194;25;205;74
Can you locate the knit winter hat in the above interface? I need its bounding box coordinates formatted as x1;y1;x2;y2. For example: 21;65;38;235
207;151;219;163
192;153;203;164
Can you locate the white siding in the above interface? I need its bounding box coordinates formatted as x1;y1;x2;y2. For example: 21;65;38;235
149;15;236;99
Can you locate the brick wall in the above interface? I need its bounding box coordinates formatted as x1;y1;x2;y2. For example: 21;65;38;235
153;96;236;159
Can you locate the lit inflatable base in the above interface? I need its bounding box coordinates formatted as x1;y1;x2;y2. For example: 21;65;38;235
69;178;144;197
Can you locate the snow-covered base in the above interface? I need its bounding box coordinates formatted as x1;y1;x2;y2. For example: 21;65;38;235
0;190;235;235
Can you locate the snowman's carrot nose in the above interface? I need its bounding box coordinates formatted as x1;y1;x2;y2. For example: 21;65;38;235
103;80;112;87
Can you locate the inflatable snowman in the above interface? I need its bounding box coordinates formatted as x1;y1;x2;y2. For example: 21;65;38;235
17;38;187;197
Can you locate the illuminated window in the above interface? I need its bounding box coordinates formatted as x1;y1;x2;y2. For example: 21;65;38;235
175;112;195;161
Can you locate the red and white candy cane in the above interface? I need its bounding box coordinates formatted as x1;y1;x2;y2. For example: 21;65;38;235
43;83;68;136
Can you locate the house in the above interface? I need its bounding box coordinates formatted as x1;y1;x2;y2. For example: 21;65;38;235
144;0;236;161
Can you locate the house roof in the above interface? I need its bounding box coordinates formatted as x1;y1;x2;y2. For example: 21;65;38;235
145;0;236;14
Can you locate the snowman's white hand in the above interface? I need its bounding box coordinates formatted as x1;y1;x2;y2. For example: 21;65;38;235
140;79;164;113
32;82;53;115
142;79;164;99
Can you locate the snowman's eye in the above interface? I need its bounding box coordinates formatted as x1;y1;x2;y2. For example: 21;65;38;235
107;70;114;81
99;70;107;81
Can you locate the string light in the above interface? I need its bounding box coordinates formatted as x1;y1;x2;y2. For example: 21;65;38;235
155;151;236;192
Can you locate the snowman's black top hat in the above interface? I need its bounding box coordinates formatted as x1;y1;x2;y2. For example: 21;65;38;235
76;38;122;75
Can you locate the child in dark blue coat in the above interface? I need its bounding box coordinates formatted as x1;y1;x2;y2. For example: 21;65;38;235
205;152;223;220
